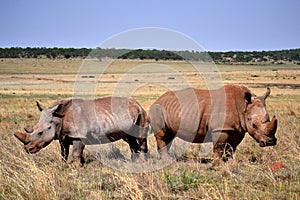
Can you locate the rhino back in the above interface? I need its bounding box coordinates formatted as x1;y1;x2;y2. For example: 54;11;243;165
150;88;209;137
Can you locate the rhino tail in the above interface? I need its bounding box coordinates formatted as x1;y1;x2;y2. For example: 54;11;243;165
148;104;166;134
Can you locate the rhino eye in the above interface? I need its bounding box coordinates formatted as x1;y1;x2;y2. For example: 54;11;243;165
252;123;258;129
47;126;52;130
38;131;43;136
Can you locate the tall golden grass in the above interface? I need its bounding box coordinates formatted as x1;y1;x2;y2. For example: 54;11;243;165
0;59;299;199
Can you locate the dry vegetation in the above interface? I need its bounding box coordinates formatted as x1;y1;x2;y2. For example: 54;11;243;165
0;58;299;199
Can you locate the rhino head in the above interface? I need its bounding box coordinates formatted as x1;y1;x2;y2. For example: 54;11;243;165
244;88;278;147
14;102;63;153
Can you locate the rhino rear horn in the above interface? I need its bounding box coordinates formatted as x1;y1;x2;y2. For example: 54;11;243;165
14;131;30;144
24;126;33;133
262;87;271;100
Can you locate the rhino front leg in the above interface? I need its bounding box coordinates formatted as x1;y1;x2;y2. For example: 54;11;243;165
60;139;71;162
72;139;85;167
212;131;231;166
213;131;245;165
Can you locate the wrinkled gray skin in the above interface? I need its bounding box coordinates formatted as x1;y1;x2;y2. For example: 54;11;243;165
148;85;278;164
15;97;149;166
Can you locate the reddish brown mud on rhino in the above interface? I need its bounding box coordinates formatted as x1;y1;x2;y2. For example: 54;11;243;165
14;97;149;167
148;84;278;165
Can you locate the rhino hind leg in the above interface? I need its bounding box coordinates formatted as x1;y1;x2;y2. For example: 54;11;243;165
137;137;149;161
128;117;149;160
155;130;175;159
122;135;140;161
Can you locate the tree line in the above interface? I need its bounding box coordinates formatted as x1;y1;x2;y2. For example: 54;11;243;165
0;47;90;59
1;47;299;63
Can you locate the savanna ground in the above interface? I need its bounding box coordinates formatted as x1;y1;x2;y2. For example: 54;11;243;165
0;58;299;199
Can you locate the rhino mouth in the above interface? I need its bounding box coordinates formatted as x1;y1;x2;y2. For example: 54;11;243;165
259;138;277;147
25;141;51;154
25;145;42;154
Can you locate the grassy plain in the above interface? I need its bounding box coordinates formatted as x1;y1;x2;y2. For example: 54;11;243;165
0;58;299;199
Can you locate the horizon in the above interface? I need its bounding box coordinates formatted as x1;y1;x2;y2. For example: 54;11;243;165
1;46;299;53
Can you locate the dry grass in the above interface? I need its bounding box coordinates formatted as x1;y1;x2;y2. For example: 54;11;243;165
0;58;299;199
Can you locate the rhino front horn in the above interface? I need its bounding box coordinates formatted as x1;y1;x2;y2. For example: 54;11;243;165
14;131;30;144
267;116;278;136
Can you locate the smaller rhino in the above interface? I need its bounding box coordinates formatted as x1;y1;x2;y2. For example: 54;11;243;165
15;97;149;166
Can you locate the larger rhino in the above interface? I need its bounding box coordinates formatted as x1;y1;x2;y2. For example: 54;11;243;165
148;84;278;164
14;97;148;166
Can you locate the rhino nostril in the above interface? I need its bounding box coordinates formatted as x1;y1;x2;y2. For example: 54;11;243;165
24;147;30;154
271;138;277;145
259;141;266;147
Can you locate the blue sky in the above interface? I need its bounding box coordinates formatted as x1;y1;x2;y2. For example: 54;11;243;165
0;0;299;51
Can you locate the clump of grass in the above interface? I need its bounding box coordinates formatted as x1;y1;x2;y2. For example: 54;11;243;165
0;136;61;199
165;168;205;192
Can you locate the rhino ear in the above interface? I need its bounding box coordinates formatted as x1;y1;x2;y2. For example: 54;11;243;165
51;104;64;118
36;101;44;112
53;112;64;118
245;92;252;104
244;92;252;113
